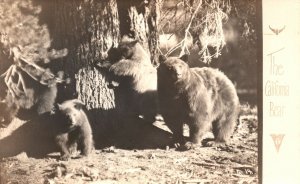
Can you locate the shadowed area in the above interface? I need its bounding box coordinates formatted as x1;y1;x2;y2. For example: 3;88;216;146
105;117;173;150
0;113;58;158
0;115;173;159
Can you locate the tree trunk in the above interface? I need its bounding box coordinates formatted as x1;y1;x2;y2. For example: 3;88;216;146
34;0;119;143
117;0;160;64
31;0;160;145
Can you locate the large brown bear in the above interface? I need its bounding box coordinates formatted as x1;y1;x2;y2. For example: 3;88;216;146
108;38;158;122
157;55;239;150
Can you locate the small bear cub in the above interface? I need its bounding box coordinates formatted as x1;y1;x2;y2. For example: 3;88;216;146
54;99;93;160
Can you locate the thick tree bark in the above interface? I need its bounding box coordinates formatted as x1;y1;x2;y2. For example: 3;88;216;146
34;0;120;141
117;0;160;64
5;0;160;145
48;0;119;108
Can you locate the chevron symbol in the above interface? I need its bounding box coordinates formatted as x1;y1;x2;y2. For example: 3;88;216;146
269;25;286;35
270;134;285;153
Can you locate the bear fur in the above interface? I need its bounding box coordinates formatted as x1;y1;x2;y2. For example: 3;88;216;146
108;38;158;122
0;99;93;159
157;55;239;149
0;97;19;128
54;99;93;160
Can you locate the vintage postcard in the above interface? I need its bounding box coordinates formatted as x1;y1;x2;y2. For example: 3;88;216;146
0;0;298;183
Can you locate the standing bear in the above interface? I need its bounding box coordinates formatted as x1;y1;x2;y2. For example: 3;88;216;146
54;99;94;160
107;38;158;123
157;55;239;150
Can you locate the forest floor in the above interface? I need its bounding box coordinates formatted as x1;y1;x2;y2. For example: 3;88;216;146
0;104;258;184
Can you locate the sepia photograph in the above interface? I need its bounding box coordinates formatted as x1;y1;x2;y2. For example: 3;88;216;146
0;0;260;183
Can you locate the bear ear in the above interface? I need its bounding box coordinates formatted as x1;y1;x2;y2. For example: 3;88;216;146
72;99;85;110
179;54;189;63
159;55;167;64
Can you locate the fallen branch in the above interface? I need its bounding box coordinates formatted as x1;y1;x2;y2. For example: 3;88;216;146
18;57;56;86
4;65;26;99
11;46;65;86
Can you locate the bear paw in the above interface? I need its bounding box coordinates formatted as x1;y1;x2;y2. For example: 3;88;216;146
175;141;197;151
203;140;226;147
60;154;71;161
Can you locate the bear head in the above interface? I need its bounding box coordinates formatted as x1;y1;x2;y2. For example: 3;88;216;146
118;36;151;64
55;99;86;127
118;40;139;59
158;54;190;82
102;39;139;64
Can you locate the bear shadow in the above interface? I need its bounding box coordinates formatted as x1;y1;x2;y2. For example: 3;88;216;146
111;117;173;150
0;112;60;159
0;111;174;159
87;107;173;150
86;69;173;150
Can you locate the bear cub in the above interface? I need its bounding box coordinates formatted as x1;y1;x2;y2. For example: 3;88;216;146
53;99;93;160
157;55;239;150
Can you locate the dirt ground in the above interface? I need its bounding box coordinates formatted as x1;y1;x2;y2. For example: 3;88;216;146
0;104;258;184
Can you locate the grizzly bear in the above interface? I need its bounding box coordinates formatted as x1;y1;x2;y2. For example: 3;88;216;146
54;99;94;160
108;38;158;122
157;55;239;150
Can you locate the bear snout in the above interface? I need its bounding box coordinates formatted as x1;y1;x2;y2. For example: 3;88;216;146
66;114;77;126
171;72;181;80
58;113;74;126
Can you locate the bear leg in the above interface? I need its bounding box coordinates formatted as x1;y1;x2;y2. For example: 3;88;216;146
164;116;185;148
56;133;71;160
208;113;236;147
68;142;78;155
81;138;93;156
189;118;211;147
78;127;93;156
66;129;82;156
